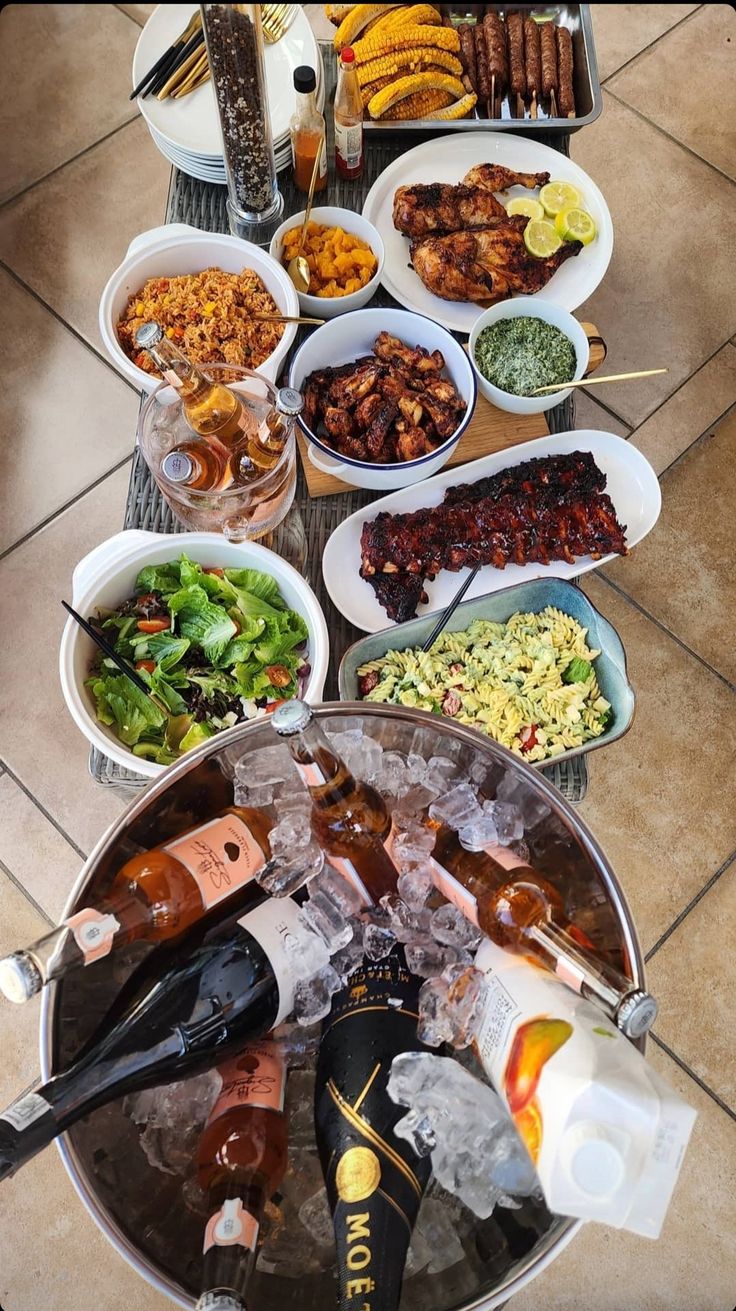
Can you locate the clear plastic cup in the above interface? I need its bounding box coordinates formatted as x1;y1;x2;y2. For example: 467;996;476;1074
137;364;297;542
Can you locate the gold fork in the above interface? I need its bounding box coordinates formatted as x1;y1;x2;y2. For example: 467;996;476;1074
262;3;300;44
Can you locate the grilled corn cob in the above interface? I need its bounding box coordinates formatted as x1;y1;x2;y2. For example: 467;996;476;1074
353;23;460;63
359;72;395;108
426;91;478;119
333;4;399;50
357;46;462;85
325;5;355;25
382;4;441;31
368;71;465;118
382;88;454;119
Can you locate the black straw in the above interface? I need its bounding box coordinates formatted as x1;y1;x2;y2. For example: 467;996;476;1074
62;601;154;698
421;567;480;653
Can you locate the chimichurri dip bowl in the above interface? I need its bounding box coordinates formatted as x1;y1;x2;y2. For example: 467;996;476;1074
468;301;589;416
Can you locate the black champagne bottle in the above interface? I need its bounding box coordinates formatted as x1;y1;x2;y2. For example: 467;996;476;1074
0;893;304;1182
314;947;431;1311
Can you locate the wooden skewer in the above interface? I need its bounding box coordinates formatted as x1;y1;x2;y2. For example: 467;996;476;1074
531;93;538;120
532;368;669;395
156;39;204;100
489;72;495;120
550;87;558;117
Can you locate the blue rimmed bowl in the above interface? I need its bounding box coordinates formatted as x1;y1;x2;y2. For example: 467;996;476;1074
288;307;477;491
338;577;634;765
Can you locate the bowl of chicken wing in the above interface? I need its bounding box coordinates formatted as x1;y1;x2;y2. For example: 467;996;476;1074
288;308;477;491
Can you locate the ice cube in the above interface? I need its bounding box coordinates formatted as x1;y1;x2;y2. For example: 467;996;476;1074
425;756;462;792
429;784;482;832
272;1021;320;1069
311;863;365;919
298;1188;335;1247
269;814;312;857
392;824;436;872
346;735;383;782
124;1070;222;1177
458;814;499;852
234;781;274;808
374;751;409;796
404;1222;433;1277
330;934;366;983
393;784;439;830
363;922;396;962
256;842;324;897
397;866;433;912
496;773;551;829
416;978;455;1048
416;1197;466;1274
430;904;482;951
380;895;432;943
235;743;294;787
299;891;353;953
417;968;486;1050
392;1106;436;1157
487;800;524;845
405;938;459;979
294;964;341;1027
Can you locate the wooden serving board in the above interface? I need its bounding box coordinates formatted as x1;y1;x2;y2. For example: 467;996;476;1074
297;322;605;499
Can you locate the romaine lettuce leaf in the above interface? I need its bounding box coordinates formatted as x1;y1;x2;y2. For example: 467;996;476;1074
224;567;285;609
135;562;182;595
89;674;166;746
180;721;217;753
167;585;237;663
145;632;191;671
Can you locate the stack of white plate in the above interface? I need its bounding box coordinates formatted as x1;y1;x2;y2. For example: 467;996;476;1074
133;4;324;183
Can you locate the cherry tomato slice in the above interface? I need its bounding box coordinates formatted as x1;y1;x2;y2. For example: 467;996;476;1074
135;660;156;674
203;567;225;577
266;665;291;688
136;618;170;633
264;700;287;713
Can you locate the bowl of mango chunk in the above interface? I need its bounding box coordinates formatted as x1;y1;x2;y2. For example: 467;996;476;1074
270;206;385;319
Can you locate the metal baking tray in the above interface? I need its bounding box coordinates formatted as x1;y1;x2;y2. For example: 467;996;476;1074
360;4;602;136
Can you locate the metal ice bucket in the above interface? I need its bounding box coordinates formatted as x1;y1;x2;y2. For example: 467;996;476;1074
41;705;646;1309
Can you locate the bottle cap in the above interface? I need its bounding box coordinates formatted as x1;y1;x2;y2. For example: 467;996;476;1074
275;387;304;417
195;1294;246;1311
341;46;355;63
135;321;163;349
271;699;312;736
561;1122;628;1198
161;450;195;484
293;65;316;94
0;952;43;1004
616;990;658;1039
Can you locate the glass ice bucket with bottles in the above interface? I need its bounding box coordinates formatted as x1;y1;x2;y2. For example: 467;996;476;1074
138;364;298;541
40;704;648;1310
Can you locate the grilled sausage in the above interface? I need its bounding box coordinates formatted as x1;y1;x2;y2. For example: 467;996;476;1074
458;23;478;94
524;16;542;98
556;25;576;117
506;11;526;98
474;23;490;105
540;21;558;101
483;12;508;95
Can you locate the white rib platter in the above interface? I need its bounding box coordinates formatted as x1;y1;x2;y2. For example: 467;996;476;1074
322;431;661;634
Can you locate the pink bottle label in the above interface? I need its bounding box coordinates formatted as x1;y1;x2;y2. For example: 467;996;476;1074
429;839;526;928
208;1044;286;1120
164;815;263;910
203;1198;259;1254
66;908;121;964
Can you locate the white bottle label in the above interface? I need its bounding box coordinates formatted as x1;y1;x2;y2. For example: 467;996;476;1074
0;1091;52;1132
239;896;303;1026
203;1197;259;1253
335;120;362;169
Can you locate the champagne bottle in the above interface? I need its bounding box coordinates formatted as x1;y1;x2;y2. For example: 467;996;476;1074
271;700;399;905
429;827;657;1038
314;947;431;1311
0;806;277;1004
0;893;306;1182
196;1042;287;1311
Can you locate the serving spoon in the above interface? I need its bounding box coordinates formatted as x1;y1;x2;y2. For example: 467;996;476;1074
287;137;324;295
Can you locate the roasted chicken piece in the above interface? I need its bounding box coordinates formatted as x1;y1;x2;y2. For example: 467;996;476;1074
365;401;398;459
397;425;432;462
323;406;357;444
463;164;550;192
374;332;444;375
354;391;383;432
393;182;506;238
328;360;383;408
409;222;581;303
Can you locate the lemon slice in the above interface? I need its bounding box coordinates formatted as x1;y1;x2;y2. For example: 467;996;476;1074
539;180;581;217
554;206;597;245
506;197;545;221
523;219;563;259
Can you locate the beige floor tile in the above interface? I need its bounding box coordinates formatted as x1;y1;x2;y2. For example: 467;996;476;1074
0;1146;171;1311
0;874;47;1108
508;1043;736;1311
573;389;630;437
609;5;736;179
117;2;156;24
604;409;736;683
571;93;736;427
0;269;138;554
576;576;736;952
0;5;139;203
648;866;736;1109
0;468;128;853
0;119;170;359
0;775;82;922
590;3;698;81
628;343;736;475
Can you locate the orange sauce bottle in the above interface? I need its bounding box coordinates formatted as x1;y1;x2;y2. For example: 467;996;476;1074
290;65;327;194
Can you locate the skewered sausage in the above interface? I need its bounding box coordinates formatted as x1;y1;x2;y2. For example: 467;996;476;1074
483;12;508;97
523;16;541;98
506;11;526;98
458;23;478;94
474;23;490;107
556;25;576;117
540;21;558;102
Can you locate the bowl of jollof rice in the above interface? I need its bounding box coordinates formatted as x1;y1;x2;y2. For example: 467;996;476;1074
99;224;299;392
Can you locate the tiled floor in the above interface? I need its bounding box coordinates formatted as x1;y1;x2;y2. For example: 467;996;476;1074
0;5;734;1310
